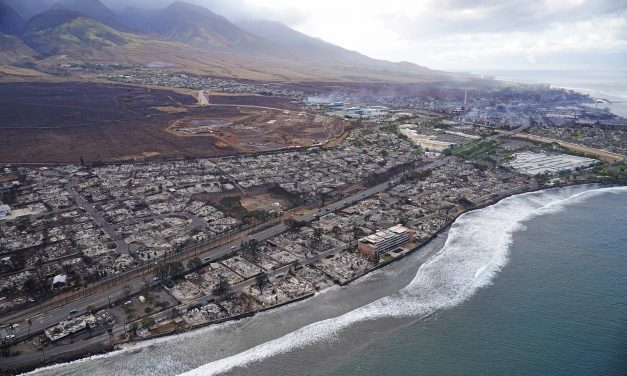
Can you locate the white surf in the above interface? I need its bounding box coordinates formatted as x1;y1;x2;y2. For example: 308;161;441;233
21;185;625;376
179;185;627;376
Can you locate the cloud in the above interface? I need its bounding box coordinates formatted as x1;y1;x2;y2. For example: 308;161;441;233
279;0;627;70
384;0;627;37
102;0;309;24
16;0;627;71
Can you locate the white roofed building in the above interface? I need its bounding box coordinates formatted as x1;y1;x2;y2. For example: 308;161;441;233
358;224;413;258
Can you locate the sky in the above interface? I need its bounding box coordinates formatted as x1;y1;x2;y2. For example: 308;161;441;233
43;0;627;72
234;0;627;72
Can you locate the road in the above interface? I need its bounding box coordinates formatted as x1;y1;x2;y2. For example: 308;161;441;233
492;124;624;162
197;91;299;112
1;159;442;343
63;180;138;254
512;132;625;162
488;123;532;141
197;90;210;106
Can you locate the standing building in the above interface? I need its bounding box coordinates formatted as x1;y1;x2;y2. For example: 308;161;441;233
0;204;10;219
358;224;413;258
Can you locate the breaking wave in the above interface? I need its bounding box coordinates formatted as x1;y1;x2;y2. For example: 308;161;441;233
179;185;627;376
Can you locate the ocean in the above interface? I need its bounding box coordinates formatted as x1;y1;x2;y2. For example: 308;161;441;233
24;185;627;376
474;70;627;118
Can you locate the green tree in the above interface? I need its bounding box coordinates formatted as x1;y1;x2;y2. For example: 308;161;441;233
284;218;305;231
241;239;260;262
141;317;155;329
154;261;184;281
187;257;202;270
352;226;366;240
212;275;232;298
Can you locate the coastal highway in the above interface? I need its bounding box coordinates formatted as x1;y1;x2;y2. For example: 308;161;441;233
2;159;443;342
512;132;625;162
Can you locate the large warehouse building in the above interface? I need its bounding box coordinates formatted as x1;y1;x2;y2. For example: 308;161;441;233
507;152;599;175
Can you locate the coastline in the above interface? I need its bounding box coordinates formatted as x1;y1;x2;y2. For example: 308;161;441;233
5;182;618;376
3;227;452;376
472;69;627;118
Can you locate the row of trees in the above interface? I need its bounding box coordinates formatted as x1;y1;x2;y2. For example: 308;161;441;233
211;271;270;300
154;261;184;281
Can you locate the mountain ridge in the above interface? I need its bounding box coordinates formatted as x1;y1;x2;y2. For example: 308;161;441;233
0;0;25;35
1;0;450;83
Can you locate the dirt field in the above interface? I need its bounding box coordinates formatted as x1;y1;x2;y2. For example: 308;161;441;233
0;82;345;163
205;94;301;110
240;193;289;212
167;107;347;151
0;82;197;128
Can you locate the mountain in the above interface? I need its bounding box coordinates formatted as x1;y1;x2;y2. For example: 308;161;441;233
0;0;25;35
143;1;271;51
0;32;36;64
237;19;362;61
1;0;55;20
236;19;440;77
53;0;127;30
22;9;128;56
7;1;448;83
16;9;289;80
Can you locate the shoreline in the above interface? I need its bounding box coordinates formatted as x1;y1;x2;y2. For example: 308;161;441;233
3;227;451;376
3;182;616;376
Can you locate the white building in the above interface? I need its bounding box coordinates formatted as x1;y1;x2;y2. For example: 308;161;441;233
358;224;413;257
507;152;599;175
52;274;67;289
399;126;456;152
0;204;10;219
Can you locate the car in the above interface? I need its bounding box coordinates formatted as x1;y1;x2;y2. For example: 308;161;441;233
231;245;236;250
4;335;15;340
69;309;78;315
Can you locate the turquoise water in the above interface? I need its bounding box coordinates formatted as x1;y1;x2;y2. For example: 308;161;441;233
25;186;627;376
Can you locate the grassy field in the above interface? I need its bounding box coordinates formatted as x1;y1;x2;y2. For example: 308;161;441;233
447;140;498;160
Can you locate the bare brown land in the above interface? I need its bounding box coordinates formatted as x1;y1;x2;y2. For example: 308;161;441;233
240;193;289;212
0;82;347;163
167;106;347;151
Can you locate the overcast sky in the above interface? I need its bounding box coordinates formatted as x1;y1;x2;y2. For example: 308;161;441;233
103;0;626;72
